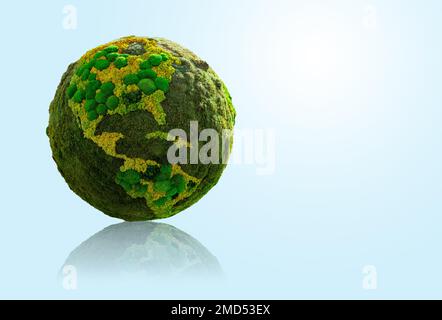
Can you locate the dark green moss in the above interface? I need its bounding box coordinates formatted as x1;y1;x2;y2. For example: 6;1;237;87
123;74;139;85
96;104;107;115
154;77;169;93
139;60;151;70
85;88;95;100
66;84;77;98
114;56;128;69
104;45;119;53
148;54;162;66
94;51;106;59
85;100;96;111
122;90;142;105
48;62;155;221
81;69;90;81
87;110;98;121
143;165;160;179
95;59;110;70
138;78;156;95
138;69;157;80
154;197;169;206
72;89;84;103
88;80;101;91
106;95;119;110
106;53;118;62
84;59;96;70
95;91;107;104
100;82;115;95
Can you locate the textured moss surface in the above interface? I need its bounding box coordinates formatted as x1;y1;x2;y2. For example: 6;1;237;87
48;36;236;221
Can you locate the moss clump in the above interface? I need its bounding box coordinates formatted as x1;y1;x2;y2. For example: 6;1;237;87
114;56;128;69
96;104;108;115
138;78;156;95
94;59;110;71
139;60;151;70
123;74;139;85
106;95;119;110
47;36;236;221
154;77;170;93
138;69;157;80
148;53;163;66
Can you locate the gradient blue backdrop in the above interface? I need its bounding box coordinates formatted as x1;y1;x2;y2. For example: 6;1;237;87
0;0;441;299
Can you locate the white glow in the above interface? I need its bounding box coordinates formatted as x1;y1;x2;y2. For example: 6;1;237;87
244;3;371;127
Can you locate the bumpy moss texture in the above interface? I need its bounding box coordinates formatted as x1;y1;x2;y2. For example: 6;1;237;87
47;36;236;221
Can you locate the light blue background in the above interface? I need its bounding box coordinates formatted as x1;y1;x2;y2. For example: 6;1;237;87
1;0;441;299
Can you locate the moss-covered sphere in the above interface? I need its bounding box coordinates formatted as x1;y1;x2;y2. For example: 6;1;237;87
48;36;236;221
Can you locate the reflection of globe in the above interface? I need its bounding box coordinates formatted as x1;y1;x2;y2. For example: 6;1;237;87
62;222;222;280
47;36;236;221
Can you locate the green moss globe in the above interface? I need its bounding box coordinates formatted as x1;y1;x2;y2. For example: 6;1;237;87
47;36;236;221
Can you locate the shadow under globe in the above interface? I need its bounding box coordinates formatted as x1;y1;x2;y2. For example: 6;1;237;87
61;222;222;285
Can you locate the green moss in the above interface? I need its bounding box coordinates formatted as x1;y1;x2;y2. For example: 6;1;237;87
123;74;139;85
133;184;148;196
100;82;115;95
95;59;110;70
122;90;142;105
85;100;96;111
172;175;186;193
96;104;108;115
95;91;107;104
144;165;160;179
160;164;172;176
81;69;90;81
88;80;102;91
154;197;169;206
148;54;162;66
75;65;86;76
87;110;98;121
85;90;95;100
94;51;106;59
114;56;128;69
138;69;157;80
154;164;173;182
104;45;119;53
106;52;119;62
137;79;156;95
72;89;84;103
84;60;96;70
139;60;151;70
118;169;141;185
166;187;178;197
66;84;77;98
155;77;169;93
154;180;172;193
106;95;119;110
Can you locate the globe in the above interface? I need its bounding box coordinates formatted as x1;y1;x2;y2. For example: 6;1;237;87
47;36;236;220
